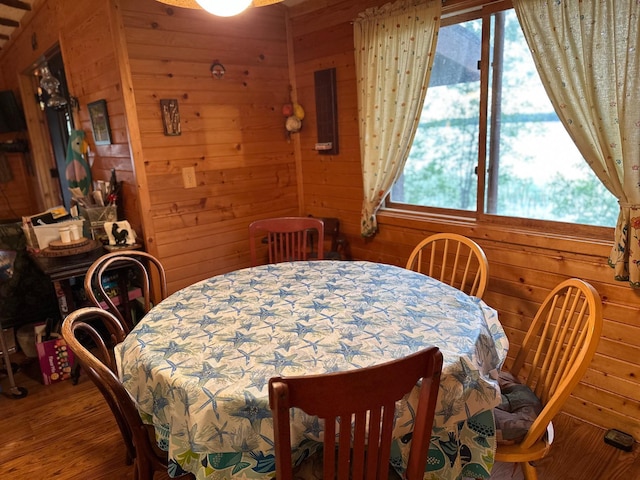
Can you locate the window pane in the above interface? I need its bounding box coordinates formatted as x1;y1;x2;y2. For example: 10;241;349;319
391;20;482;211
391;9;618;228
488;10;617;227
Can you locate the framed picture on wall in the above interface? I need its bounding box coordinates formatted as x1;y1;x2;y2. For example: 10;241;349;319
160;99;181;136
88;99;112;145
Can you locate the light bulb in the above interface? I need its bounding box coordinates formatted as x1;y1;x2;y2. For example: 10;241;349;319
195;0;252;16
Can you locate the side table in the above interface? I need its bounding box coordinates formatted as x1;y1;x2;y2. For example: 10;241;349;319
29;240;106;321
29;242;143;385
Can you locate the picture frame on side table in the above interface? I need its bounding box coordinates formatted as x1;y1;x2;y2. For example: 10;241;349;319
87;99;112;145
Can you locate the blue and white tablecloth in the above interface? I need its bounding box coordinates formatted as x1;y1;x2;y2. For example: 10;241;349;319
115;261;508;479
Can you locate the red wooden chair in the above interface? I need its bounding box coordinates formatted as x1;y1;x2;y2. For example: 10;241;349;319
249;216;324;266
269;346;443;480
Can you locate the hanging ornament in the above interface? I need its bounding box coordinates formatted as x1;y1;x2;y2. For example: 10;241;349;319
285;115;302;133
282;103;293;117
293;103;305;121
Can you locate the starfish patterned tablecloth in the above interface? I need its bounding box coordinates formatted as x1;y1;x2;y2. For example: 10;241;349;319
115;261;508;479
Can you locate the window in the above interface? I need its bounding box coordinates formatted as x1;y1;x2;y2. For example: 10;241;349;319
389;7;618;228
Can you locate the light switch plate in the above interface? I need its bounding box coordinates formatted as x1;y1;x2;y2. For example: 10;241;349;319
182;166;197;189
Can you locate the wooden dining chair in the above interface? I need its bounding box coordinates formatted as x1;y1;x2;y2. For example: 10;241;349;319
249;216;324;266
405;232;489;298
62;306;194;480
269;346;443;480
493;278;602;480
84;250;168;333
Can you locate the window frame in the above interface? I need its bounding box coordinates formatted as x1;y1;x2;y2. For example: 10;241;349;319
384;0;615;242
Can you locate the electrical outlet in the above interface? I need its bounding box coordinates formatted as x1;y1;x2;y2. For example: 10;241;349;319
604;429;634;451
182;166;197;189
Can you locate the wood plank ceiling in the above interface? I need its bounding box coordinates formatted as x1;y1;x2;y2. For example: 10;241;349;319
0;0;311;51
0;0;33;50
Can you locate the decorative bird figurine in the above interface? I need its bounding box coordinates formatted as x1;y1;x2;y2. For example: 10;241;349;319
111;223;129;246
65;129;92;196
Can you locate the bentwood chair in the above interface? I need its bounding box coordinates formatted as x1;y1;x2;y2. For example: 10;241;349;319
269;346;443;480
62;307;194;480
406;233;489;298
84;250;168;333
494;278;602;480
249;216;324;266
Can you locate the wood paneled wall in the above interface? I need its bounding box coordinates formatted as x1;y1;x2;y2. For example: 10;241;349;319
0;0;140;231
0;150;37;219
120;0;296;291
1;0;638;443
0;0;298;293
288;0;640;441
63;0;141;233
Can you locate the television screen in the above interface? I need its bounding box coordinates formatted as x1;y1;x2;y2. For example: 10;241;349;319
0;90;27;133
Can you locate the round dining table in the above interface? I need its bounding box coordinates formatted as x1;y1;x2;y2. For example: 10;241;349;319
115;260;508;479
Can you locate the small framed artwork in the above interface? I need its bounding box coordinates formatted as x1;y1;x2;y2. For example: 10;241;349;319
160;99;181;136
88;99;112;145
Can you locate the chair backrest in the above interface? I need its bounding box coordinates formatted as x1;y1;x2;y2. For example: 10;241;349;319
269;346;443;480
405;233;489;298
249;217;324;266
61;306;168;478
307;216;351;260
510;278;602;450
84;250;168;332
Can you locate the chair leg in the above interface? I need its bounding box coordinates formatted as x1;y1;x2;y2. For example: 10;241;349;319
521;461;538;480
134;458;154;480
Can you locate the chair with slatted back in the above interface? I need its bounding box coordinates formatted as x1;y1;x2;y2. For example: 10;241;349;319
493;278;602;480
406;233;489;298
62;307;194;480
269;346;443;480
249;217;324;266
84;250;168;333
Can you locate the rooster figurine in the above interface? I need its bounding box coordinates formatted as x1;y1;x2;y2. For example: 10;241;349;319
65;129;92;195
111;223;129;246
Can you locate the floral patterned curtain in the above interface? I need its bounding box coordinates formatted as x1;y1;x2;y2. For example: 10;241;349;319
513;0;640;287
354;0;441;237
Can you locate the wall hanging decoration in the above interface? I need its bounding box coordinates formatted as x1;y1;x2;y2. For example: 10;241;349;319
210;61;225;79
283;100;305;134
39;63;67;109
65;130;92;195
160;99;181;136
87;100;112;145
314;68;339;155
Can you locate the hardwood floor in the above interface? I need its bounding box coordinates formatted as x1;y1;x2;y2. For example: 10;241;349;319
2;355;639;479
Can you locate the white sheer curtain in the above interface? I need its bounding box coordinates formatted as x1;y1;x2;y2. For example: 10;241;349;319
354;0;441;237
513;0;640;287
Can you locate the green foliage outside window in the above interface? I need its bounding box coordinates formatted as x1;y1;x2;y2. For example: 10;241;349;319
391;9;618;228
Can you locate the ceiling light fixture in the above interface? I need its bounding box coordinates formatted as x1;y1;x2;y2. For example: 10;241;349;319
154;0;283;17
196;0;252;17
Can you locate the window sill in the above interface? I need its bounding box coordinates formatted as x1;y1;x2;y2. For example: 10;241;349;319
378;208;614;255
